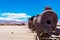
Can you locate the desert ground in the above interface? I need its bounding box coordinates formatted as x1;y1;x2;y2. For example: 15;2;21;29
0;25;60;40
0;25;36;40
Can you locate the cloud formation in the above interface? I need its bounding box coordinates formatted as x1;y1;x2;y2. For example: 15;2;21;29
0;13;31;21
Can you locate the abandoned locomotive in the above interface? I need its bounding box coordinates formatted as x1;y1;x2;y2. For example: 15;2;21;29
28;7;60;40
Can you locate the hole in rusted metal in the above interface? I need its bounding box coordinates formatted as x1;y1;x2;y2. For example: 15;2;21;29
47;20;51;24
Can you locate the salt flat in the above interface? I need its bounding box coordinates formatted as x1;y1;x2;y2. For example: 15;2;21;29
0;25;60;40
0;25;36;40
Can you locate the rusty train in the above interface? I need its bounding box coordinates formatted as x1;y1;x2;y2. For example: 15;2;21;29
28;7;60;40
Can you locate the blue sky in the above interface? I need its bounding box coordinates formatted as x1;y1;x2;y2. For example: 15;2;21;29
0;0;60;21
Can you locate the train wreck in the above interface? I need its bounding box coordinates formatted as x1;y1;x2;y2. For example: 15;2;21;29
28;7;60;40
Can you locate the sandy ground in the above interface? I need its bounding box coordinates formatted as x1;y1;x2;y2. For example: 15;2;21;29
0;25;60;40
0;25;36;40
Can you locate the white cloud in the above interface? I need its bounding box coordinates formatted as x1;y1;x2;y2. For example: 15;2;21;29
0;13;31;21
1;13;31;18
0;17;22;21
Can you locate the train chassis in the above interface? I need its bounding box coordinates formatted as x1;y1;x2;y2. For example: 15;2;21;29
36;35;60;40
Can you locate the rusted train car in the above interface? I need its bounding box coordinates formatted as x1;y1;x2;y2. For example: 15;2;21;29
28;7;60;40
28;16;35;31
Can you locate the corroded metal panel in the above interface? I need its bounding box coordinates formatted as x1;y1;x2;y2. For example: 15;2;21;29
35;7;58;38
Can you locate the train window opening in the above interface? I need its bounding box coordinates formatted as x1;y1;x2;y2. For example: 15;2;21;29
46;20;51;24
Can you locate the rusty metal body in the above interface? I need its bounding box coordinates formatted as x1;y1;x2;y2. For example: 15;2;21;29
28;7;60;40
28;16;35;31
34;7;60;40
35;10;58;37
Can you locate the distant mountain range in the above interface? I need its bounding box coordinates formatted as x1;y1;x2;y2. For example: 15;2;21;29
0;20;60;25
57;21;60;25
0;20;28;24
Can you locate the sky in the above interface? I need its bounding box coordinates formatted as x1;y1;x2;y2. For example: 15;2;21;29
0;0;60;21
